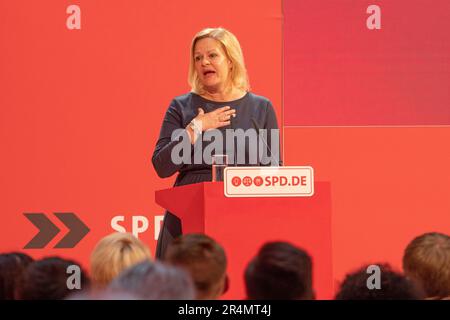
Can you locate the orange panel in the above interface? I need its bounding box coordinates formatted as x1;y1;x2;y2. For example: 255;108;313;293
284;127;450;293
0;0;282;274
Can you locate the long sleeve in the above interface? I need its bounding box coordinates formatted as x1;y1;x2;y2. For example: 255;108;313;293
263;101;283;166
152;92;281;184
152;102;191;178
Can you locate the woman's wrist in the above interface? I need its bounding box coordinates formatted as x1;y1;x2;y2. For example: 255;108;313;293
186;118;202;144
185;126;196;145
190;118;203;132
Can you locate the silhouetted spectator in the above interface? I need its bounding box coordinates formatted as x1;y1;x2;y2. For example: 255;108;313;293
403;232;450;299
20;257;90;300
244;241;315;300
90;232;152;290
108;260;195;300
335;263;424;300
0;252;34;299
66;290;139;300
165;233;228;299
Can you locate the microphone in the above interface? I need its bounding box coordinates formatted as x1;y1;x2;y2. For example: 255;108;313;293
251;118;280;167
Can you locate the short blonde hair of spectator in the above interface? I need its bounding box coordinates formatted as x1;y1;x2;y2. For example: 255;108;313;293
188;27;250;94
90;233;151;289
403;232;450;299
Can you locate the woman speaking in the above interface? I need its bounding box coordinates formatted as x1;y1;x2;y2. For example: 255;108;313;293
152;27;281;258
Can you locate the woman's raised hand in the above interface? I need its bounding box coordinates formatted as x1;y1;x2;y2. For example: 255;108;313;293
195;106;236;131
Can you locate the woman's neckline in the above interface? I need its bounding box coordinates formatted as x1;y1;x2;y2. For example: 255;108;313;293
192;91;250;104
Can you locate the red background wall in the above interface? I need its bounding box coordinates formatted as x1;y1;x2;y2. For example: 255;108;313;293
284;0;450;291
1;0;449;299
284;0;450;126
0;0;282;292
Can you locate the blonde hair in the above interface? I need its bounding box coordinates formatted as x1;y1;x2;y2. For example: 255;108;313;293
188;27;250;94
90;232;151;289
403;232;450;299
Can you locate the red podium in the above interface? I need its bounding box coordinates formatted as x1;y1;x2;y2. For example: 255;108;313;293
155;181;333;299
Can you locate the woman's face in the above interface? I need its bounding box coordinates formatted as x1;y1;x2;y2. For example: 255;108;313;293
194;37;232;93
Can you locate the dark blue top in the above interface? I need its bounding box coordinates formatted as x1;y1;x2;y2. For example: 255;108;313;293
152;92;282;186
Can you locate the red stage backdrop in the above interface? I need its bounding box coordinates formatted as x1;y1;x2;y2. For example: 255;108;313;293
284;0;450;292
1;0;450;300
0;0;282;299
284;0;450;126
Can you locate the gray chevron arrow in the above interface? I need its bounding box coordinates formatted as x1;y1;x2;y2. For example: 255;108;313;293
54;212;89;248
24;213;60;249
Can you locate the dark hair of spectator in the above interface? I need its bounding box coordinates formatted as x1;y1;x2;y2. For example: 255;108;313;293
0;252;34;299
335;263;425;300
20;256;90;300
244;241;314;300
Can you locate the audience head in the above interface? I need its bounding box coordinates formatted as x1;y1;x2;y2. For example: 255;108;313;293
335;263;424;300
244;241;314;300
4;231;447;301
108;260;195;300
165;233;228;299
0;252;34;300
403;232;450;299
66;289;139;300
20;256;90;300
90;232;152;289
